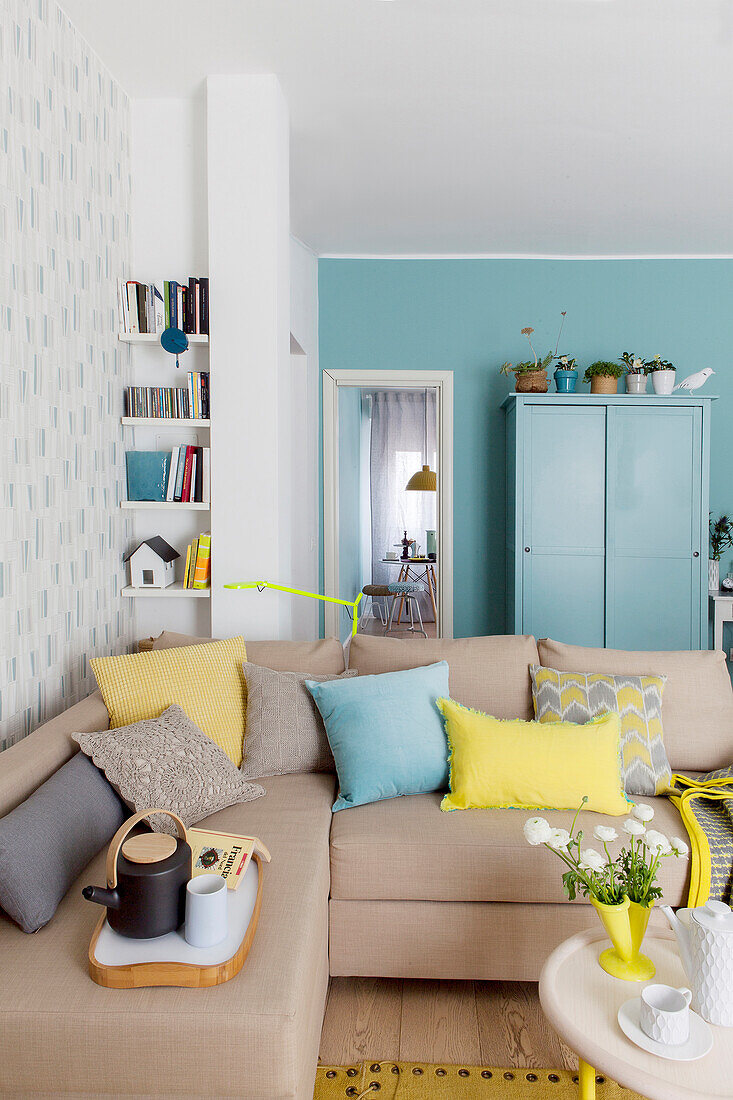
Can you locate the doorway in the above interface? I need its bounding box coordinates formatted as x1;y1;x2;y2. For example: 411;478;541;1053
323;370;453;641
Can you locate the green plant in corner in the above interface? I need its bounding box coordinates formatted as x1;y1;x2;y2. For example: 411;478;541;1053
709;514;733;561
583;360;625;383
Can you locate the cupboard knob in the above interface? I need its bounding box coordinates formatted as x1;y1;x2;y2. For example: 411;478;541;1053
693;551;700;558
524;547;531;553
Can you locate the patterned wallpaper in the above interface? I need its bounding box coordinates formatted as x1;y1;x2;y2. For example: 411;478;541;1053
0;0;134;750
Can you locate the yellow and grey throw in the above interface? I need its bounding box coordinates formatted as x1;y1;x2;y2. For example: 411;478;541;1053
530;665;672;797
671;767;733;906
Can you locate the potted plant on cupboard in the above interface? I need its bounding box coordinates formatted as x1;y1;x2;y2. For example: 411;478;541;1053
620;352;647;394
646;355;676;395
554;355;579;393
583;361;624;395
709;514;733;592
500;327;553;393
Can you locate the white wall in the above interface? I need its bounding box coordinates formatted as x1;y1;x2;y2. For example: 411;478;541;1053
130;95;211;640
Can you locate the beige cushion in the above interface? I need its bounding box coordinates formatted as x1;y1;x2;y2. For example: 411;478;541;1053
0;773;334;1099
241;663;357;779
348;633;540;719
0;691;110;819
74;704;264;831
152;630;346;674
329;792;689;906
538;638;733;771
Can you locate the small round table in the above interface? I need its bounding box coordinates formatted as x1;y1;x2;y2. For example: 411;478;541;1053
381;558;438;622
539;927;732;1099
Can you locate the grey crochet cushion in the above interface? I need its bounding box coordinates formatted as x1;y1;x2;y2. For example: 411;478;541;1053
74;705;264;833
240;663;357;779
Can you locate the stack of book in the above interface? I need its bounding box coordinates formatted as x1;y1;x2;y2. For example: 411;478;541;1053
117;278;209;335
166;445;211;504
124;373;210;419
183;533;211;590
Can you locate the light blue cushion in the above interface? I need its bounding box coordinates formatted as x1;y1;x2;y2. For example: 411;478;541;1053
305;661;450;812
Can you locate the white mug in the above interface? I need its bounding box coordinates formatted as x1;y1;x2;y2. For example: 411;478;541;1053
639;984;692;1045
185;874;228;948
386;552;397;560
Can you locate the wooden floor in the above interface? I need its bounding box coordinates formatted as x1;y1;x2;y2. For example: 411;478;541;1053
319;978;577;1069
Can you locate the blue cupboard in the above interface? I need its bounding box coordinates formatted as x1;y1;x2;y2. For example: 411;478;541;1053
503;394;714;650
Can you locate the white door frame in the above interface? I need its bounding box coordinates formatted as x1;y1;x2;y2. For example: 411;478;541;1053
322;369;454;639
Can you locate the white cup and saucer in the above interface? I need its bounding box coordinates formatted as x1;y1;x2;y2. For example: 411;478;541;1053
618;983;713;1061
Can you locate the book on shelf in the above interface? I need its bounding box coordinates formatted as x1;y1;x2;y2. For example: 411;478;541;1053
181;532;211;590
164;445;210;503
118;276;209;335
123;371;210;419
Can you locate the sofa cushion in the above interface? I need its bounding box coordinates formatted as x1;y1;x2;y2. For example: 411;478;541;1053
152;630;346;674
538;638;733;772
348;633;539;720
329;793;689;906
0;772;335;1099
0;690;110;819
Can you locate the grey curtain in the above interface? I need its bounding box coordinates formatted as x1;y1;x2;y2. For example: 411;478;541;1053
369;389;437;622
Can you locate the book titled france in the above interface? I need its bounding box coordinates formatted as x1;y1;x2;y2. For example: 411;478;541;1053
188;827;271;891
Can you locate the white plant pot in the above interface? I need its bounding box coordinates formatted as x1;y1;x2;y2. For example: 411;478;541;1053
709;559;720;593
652;369;675;395
626;374;647;394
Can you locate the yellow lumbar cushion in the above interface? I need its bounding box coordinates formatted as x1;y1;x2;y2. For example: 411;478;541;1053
91;637;248;766
437;697;630;815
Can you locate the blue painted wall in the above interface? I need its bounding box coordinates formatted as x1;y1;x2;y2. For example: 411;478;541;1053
319;259;733;639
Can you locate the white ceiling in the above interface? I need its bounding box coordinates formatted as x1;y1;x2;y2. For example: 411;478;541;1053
61;0;733;256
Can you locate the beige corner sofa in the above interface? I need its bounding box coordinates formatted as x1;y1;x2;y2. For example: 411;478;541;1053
1;631;731;1099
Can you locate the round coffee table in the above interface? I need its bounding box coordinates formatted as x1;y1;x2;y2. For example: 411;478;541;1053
539;927;733;1099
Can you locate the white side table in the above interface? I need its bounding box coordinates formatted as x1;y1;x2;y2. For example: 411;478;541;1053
539;928;732;1099
709;592;733;653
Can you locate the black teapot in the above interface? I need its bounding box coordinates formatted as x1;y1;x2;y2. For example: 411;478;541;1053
83;809;191;939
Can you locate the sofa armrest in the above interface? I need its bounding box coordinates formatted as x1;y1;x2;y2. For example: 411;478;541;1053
0;691;110;818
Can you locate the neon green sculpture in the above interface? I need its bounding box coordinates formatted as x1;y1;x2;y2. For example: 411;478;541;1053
223;581;363;637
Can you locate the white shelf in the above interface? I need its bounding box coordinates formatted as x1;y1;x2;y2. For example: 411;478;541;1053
121;417;210;428
121;501;210;511
119;333;209;345
122;583;210;599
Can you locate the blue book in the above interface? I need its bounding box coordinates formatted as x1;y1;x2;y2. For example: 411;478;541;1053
125;451;170;502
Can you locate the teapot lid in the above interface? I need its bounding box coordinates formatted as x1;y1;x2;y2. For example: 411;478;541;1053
692;900;733;932
121;833;178;865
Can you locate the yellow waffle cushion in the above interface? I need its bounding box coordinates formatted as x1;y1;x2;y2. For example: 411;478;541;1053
91;637;248;766
438;697;630;815
530;665;672;797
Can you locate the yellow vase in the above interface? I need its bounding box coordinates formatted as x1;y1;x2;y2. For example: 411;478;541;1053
590;895;656;982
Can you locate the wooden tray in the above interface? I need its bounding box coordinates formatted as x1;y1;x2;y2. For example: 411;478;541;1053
88;854;263;988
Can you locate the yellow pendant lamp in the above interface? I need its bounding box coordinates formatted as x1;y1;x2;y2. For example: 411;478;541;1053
406;390;437;492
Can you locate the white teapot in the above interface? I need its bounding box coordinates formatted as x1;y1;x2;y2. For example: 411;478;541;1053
662;901;733;1026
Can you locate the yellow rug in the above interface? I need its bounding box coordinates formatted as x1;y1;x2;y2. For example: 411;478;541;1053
315;1062;646;1098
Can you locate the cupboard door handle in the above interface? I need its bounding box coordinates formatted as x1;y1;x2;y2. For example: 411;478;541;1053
693;551;700;558
524;547;531;553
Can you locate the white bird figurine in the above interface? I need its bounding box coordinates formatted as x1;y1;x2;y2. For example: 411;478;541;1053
673;367;715;393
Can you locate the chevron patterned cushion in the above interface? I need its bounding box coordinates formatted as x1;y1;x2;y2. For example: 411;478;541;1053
530;665;672;797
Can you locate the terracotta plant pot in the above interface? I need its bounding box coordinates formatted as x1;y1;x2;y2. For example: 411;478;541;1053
515;370;548;394
590;895;656;982
590;375;619;395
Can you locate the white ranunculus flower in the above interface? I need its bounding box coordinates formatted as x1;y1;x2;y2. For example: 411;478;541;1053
523;817;552;846
644;830;671;854
579;848;606;873
547;828;571;851
593;825;618;843
623;818;646;836
632;803;655;823
670;836;690;858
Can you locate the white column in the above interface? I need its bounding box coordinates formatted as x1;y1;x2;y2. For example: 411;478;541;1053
207;76;291;638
